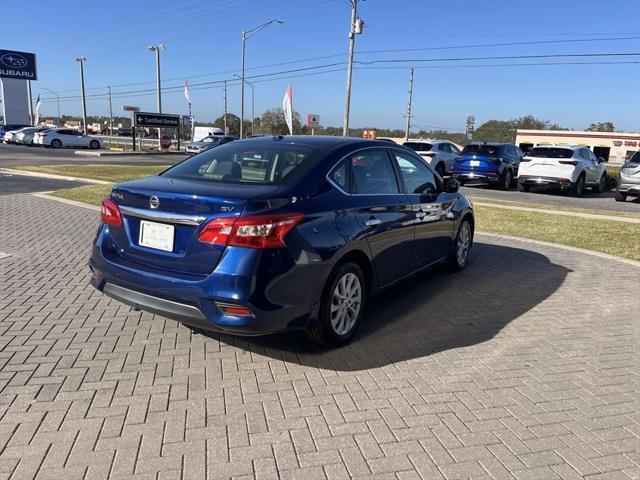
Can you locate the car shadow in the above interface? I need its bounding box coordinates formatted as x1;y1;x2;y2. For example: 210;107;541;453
201;242;571;371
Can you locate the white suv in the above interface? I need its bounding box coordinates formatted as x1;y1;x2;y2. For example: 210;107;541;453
518;145;607;196
402;139;461;177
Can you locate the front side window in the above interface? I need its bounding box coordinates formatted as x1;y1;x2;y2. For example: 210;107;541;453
162;141;318;185
393;151;438;195
350;149;399;194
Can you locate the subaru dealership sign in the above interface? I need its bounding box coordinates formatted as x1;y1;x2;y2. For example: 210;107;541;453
0;49;37;80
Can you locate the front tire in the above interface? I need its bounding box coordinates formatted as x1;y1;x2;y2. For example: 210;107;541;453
90;140;100;149
593;173;606;194
306;262;366;347
615;191;627;202
569;174;585;197
448;219;473;271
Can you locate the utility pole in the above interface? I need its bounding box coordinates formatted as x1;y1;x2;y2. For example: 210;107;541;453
75;57;88;134
223;80;228;135
107;85;113;136
343;0;364;137
404;68;414;140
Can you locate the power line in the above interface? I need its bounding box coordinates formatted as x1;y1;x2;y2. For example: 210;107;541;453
354;52;640;65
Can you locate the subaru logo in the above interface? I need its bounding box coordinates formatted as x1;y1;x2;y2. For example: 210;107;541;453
1;53;28;69
149;196;160;209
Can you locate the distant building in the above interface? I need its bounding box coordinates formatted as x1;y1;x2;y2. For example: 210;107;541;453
40;119;57;128
64;120;82;130
515;129;640;165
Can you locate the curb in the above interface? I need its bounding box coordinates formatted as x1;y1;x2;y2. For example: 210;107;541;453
0;168;110;185
477;232;640;268
74;150;185;157
474;202;640;224
31;192;101;212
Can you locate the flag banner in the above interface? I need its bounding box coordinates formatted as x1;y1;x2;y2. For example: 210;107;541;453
184;79;195;141
282;84;293;135
33;94;42;126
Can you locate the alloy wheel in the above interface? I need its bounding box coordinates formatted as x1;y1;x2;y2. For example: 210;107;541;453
330;273;362;336
456;222;471;267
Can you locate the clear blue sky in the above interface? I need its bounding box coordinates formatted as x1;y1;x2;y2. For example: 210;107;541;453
2;0;639;132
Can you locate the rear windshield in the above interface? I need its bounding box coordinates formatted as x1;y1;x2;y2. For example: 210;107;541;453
527;147;574;159
403;142;433;152
462;144;500;156
162;141;318;185
628;151;640;165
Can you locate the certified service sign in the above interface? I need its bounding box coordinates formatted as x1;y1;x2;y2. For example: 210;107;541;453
0;50;38;80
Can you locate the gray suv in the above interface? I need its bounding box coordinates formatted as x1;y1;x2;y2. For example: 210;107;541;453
616;151;640;202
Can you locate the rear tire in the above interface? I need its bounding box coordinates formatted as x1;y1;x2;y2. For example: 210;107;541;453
500;169;513;190
51;139;62;149
306;262;366;347
569;174;585;197
517;183;530;192
90;140;100;149
448;218;473;271
615;191;627;202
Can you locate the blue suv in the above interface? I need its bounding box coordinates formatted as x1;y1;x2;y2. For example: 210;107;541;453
453;142;523;190
90;136;474;346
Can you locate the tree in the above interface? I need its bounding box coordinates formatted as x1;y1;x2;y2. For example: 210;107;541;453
473;116;563;143
586;121;615;132
212;113;252;137
256;108;304;135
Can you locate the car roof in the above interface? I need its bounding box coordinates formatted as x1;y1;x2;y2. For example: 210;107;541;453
239;135;395;149
467;142;510;146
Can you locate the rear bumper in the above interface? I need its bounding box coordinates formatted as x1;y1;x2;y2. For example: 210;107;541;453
618;182;640;196
89;226;324;336
453;171;500;183
518;175;572;189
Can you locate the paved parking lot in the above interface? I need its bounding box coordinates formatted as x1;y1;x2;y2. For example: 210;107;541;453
0;172;87;195
1;193;639;480
0;143;183;168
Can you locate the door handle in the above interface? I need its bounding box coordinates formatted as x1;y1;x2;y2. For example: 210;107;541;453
415;211;427;219
365;218;382;227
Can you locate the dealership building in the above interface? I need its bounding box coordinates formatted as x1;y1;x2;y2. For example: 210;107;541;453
515;129;640;165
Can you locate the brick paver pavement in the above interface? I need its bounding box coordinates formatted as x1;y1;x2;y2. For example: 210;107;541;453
0;193;638;480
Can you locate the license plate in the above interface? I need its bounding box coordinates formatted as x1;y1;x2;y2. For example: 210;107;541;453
470;160;480;167
139;220;174;252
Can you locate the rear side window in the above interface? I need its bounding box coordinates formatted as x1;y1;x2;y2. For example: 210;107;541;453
527;147;574;159
462;144;499;156
403;142;433;152
350;150;399;194
329;159;349;192
163;142;317;185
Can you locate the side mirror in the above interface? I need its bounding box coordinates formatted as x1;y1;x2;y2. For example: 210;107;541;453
598;156;606;163
444;178;459;193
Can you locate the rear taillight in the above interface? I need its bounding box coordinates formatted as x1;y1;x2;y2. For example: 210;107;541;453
101;198;122;226
489;156;503;164
559;160;578;165
198;213;303;249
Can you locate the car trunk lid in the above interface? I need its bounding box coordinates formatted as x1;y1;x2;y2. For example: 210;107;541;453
107;175;279;276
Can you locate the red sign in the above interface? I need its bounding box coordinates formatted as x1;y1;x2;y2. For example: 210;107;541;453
160;135;171;149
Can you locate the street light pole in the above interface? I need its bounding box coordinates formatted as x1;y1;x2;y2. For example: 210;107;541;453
75;57;88;134
343;0;364;137
148;44;165;147
240;19;283;139
234;74;255;136
41;87;61;120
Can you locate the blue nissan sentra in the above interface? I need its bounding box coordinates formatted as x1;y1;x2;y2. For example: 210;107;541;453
90;136;474;346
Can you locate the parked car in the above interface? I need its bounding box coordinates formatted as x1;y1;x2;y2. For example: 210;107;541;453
33;128;101;149
616;150;640;202
186;135;236;155
89;136;474;346
15;127;49;145
403;139;461;177
0;124;30;141
452;142;523;190
517;145;607;196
